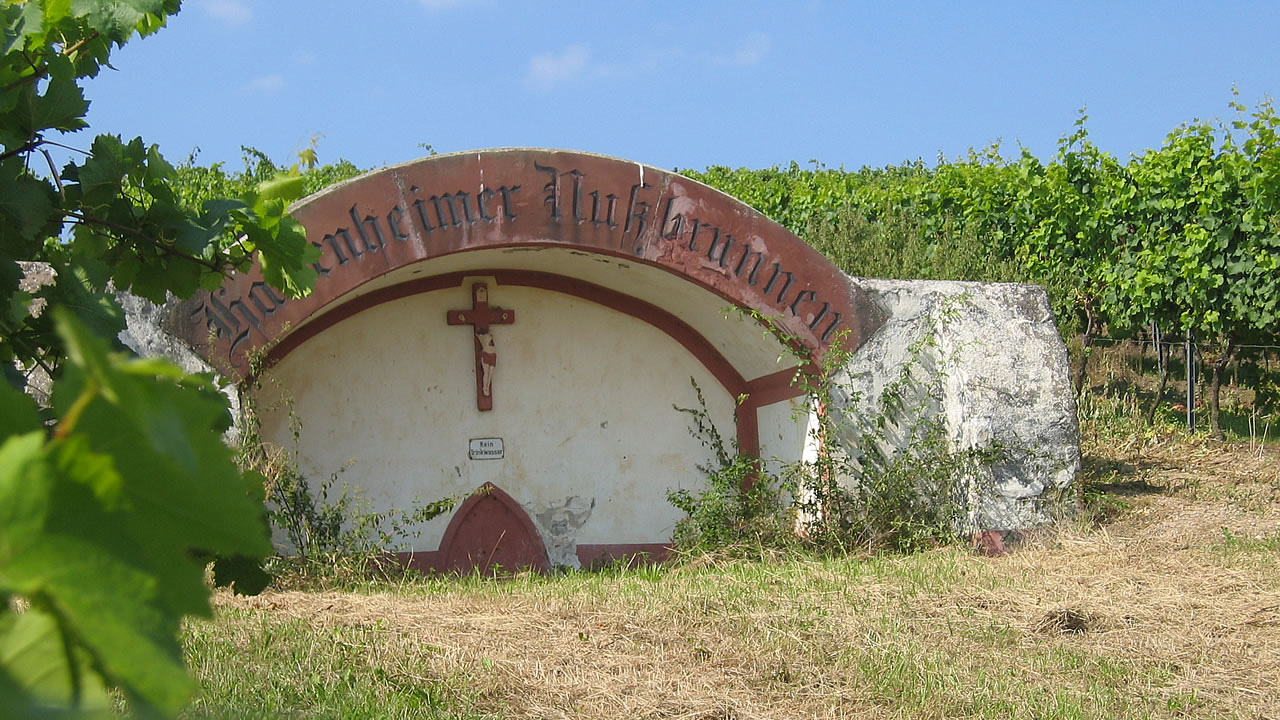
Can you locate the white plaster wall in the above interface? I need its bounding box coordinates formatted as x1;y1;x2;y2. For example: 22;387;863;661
256;280;752;557
755;397;810;480
302;246;798;381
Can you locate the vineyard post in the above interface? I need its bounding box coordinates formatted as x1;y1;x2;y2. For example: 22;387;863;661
1185;329;1195;431
1145;322;1173;427
1154;323;1164;370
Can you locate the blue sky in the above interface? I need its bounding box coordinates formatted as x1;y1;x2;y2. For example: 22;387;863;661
78;1;1280;175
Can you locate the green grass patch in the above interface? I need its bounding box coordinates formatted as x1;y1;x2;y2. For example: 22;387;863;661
181;610;487;720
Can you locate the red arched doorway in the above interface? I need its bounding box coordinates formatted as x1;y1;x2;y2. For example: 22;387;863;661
438;483;549;574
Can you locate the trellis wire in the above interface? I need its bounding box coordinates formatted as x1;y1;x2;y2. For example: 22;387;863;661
1082;333;1277;432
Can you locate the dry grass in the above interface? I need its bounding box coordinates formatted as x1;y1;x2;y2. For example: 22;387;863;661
192;433;1280;720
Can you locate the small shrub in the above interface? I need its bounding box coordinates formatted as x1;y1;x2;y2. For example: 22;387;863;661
258;455;458;583
667;380;794;556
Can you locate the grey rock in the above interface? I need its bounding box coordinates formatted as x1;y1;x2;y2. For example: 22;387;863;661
12;262;56;405
825;277;1080;533
116;292;242;444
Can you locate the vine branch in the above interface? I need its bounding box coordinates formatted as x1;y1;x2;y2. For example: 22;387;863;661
0;139;42;163
61;31;100;59
64;210;228;272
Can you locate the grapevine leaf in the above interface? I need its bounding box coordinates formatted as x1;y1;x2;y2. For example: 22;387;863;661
52;309;271;617
0;432;48;564
47;267;125;351
71;0;170;41
0;161;58;246
0;379;40;437
201;198;249;217
144;144;176;185
2;526;193;715
252;172;307;209
210;553;271;596
0;609;112;715
27;58;89;134
75;135;132;207
2;6;28;56
253;213;318;298
42;0;74;27
0;310;274;714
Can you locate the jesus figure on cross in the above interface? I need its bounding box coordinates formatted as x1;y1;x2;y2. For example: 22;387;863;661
475;327;496;398
447;282;515;411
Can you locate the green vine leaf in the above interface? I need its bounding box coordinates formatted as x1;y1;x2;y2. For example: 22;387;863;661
0;603;113;716
77;0;173;42
23;57;89;134
1;310;272;716
0;160;58;246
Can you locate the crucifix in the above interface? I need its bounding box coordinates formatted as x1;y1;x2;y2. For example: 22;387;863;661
447;283;515;411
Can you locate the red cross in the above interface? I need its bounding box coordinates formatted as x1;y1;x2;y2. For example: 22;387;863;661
447;283;515;411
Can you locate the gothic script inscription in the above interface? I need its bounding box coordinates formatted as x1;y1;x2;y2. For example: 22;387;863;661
183;150;877;378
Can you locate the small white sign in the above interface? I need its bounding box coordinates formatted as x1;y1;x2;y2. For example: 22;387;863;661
468;437;504;460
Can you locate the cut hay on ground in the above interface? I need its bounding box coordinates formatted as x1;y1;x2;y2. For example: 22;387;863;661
208;437;1280;719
